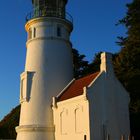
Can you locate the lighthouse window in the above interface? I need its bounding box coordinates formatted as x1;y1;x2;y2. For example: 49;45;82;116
57;27;61;37
28;28;32;40
20;71;33;103
20;72;28;103
33;28;36;38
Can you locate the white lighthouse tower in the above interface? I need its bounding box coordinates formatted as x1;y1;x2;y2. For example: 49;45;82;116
16;0;73;140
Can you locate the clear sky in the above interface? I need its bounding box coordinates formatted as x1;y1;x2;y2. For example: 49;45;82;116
0;0;131;120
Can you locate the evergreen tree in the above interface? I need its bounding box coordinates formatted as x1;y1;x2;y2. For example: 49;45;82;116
87;52;101;74
115;0;140;112
72;49;102;78
0;105;20;139
114;0;140;139
72;48;89;78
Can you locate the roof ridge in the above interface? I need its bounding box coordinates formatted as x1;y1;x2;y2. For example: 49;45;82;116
76;72;100;81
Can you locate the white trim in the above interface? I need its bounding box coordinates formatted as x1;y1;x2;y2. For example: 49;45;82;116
16;125;55;133
26;36;72;47
83;86;88;101
88;72;102;88
56;78;75;98
20;71;29;103
83;86;87;95
57;95;88;106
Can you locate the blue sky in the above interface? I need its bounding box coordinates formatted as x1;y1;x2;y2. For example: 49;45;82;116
0;0;131;120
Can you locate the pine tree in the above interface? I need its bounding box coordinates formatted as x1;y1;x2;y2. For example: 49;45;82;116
72;48;89;78
115;0;140;112
114;0;140;139
0;105;20;139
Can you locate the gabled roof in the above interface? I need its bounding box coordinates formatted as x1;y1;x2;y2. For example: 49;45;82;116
57;72;99;102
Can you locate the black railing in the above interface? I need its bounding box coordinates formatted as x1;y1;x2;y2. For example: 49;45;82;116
26;7;73;24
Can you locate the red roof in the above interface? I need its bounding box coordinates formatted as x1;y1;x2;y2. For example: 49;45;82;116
57;72;99;102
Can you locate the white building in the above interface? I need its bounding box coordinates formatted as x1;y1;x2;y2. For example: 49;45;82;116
16;0;130;140
53;52;130;140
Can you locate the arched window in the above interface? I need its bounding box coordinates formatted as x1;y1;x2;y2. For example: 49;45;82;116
60;109;68;135
75;106;83;133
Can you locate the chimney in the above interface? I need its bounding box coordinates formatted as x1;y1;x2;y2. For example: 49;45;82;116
100;52;114;73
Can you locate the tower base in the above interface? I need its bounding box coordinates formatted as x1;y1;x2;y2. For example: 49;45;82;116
16;125;55;140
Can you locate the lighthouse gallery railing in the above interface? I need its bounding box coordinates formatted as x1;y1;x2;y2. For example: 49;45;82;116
26;7;73;24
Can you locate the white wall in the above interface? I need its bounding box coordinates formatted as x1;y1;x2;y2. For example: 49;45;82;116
87;71;130;140
53;52;130;140
53;95;90;140
16;17;73;140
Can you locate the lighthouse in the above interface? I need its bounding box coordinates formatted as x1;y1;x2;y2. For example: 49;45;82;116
16;0;73;140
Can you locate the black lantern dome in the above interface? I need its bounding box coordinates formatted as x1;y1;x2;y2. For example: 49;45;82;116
26;0;72;23
30;0;68;19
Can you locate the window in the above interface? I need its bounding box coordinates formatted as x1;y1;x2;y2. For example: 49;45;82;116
57;26;61;37
28;28;36;40
21;79;26;99
33;28;36;38
84;135;87;140
28;28;32;40
20;71;34;103
75;107;83;133
60;109;68;135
